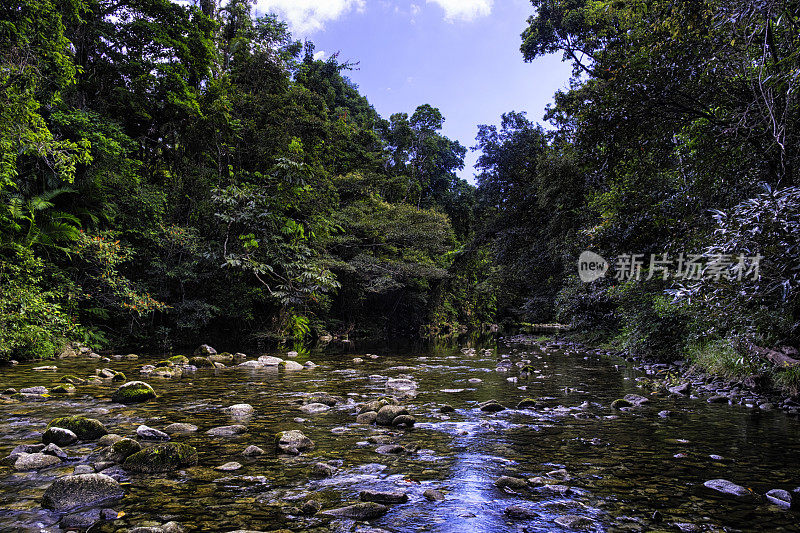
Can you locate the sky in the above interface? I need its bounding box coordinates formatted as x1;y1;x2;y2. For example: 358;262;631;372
252;0;573;183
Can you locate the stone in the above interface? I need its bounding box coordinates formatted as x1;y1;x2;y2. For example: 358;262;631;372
242;445;265;457
20;386;48;394
98;434;124;446
423;488;445;501
216;461;243;471
385;378;418;396
610;398;633;409
479;399;506;413
164;423;199;434
300;402;331;414
703;479;756;500
51;384;76;394
42;427;78;446
306;392;343;406
392;414;416;428
42;474;124;511
707;395;730;404
60;509;102;530
669;383;691;395
105;438;142;462
310;462;337;478
238;360;264;369
517;398;537;409
504;505;538;520
206;425;248;437
554;515;596;530
257;356;283;366
375;444;406;455
320;502;388;520
74;465;95;475
195;344;217;356
48;415;108;440
494;476;528;492
137;425;170;441
189;357;214;368
623;394;650;405
280;360;304;371
14;452;61;471
42;443;68;460
376;405;408;426
301;499;321;516
226;404;254;417
275;430;314;454
123;443;198;473
112;381;157;404
359;490;408;504
765;488;794;509
356;411;378;424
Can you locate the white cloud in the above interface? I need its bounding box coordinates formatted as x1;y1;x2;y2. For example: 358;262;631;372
313;50;327;60
255;0;365;35
425;0;493;21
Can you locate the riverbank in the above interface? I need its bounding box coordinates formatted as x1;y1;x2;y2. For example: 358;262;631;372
506;334;800;418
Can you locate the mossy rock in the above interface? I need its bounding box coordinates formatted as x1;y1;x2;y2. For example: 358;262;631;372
48;415;108;441
111;372;126;382
59;374;86;385
611;398;633;410
168;355;189;365
517;398;537;409
154;360;174;368
51;384;76;394
123;442;198;473
106;438;142;462
189;357;214;368
111;381;156;404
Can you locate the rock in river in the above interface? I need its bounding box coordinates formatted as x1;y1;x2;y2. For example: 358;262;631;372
320;502;388;520
48;415;108;441
703;479;758;500
137;425;170;441
360;490;409;504
376;405;408;426
275;430;314;455
14;452;62;471
111;381;157;404
123;443;198;473
300;402;331;414
42;427;78;446
206;425;248;437
42;473;124;511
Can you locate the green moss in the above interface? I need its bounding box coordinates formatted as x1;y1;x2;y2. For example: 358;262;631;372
59;374;85;384
108;437;142;462
154;360;174;368
123;442;198;473
189;357;214;368
111;372;126;382
51;384;75;394
611;399;633;409
48;415;108;440
111;381;156;404
517;398;537;408
168;355;189;365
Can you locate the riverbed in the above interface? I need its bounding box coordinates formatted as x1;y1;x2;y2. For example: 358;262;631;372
1;338;799;532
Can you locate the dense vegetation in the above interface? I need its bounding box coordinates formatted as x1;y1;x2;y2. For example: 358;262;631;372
2;0;799;390
1;0;476;358
469;0;800;388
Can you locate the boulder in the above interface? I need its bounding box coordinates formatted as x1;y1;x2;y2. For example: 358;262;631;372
14;452;61;471
137;425;170;441
479;399;506;413
703;479;757;500
105;438;142;463
376;405;408;426
48;415;108;440
111;381;157;404
164;423;199;434
423;488;445;501
299;403;330;414
320;502;388;520
42;427;78;446
257;356;283;366
206;425;248;437
275;430;314;455
279;360;304;371
359;490;409;504
123;443;198;473
189;357;214;368
195;344;217;356
216;462;242;471
494;476;528;492
356;411;378;425
226;404;254;417
392;414;416;428
242;445;265;457
504;505;538;520
42;474;124;511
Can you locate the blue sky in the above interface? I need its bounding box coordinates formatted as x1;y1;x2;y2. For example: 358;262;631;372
253;0;572;182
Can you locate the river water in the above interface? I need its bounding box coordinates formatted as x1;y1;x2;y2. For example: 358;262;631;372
1;338;799;532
